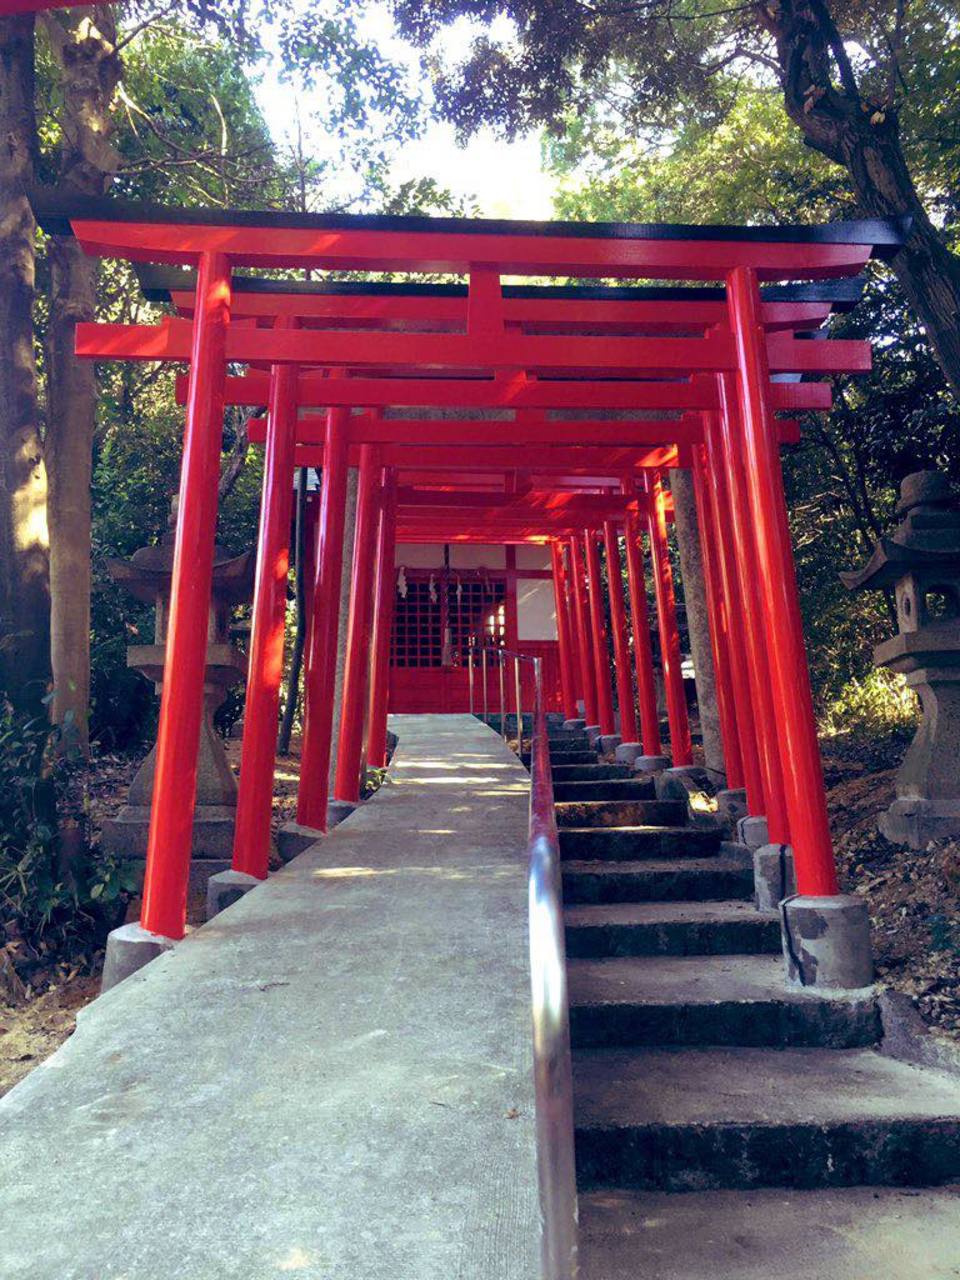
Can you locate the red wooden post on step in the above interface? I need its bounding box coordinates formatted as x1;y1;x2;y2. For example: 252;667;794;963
584;529;616;736
551;540;578;720
727;266;838;895
701;416;765;814
297;407;349;831
367;468;397;770
689;448;744;790
140;251;232;940
231;353;298;879
623;509;662;757
713;375;789;841
602;520;639;745
643;470;692;766
334;445;382;803
568;534;599;727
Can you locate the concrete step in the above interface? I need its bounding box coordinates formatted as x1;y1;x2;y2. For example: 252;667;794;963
564;901;782;960
559;825;722;860
556;799;684;829
562;856;754;904
577;1185;960;1280
522;749;599;767
552;779;657;804
548;733;590;750
567;954;878;1050
551;764;632;782
573;1046;960;1191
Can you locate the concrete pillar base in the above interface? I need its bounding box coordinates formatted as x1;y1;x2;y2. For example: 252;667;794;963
277;821;324;863
584;725;602;747
599;734;622;755
614;741;642;765
781;894;874;990
716;787;748;832
562;718;586;732
206;870;261;920
753;842;796;911
328;799;358;828
737;814;769;851
632;754;671;774
102;923;177;993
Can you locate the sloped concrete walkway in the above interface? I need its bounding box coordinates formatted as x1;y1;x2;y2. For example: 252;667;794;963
0;715;540;1280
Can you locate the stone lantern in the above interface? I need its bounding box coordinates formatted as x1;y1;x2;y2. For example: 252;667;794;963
842;469;960;847
102;518;254;894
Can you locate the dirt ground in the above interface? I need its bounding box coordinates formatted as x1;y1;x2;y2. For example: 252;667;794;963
825;747;960;1036
3;726;959;1100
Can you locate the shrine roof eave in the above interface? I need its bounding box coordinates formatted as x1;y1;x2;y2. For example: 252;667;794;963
30;191;907;278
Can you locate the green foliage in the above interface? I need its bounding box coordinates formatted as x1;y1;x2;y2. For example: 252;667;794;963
0;704;137;956
548;88;851;225
820;668;919;747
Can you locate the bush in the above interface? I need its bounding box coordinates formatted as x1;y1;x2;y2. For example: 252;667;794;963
820;668;919;762
0;702;138;976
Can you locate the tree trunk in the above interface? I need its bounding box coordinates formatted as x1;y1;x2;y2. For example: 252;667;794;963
0;15;50;715
42;7;121;751
670;468;725;782
775;2;960;402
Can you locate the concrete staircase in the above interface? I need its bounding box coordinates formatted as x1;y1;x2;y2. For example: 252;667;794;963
540;729;960;1279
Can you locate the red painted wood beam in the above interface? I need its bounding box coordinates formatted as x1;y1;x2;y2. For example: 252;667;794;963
76;319;872;376
70;216;875;278
203;372;834;413
255;415;703;448
169;288;835;333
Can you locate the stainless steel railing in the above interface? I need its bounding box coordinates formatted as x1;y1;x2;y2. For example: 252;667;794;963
468;640;579;1279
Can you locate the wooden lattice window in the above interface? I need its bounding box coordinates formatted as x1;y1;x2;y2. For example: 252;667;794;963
391;569;506;668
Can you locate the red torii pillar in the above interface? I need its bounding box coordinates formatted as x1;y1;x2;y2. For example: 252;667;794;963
334;444;382;804
584;528;617;739
602;520;639;746
700;421;765;817
551;539;579;721
688;448;744;792
713;374;790;848
623;507;664;762
568;533;599;727
229;354;297;882
297;407;350;831
125;252;232;953
643;471;693;766
725;268;872;988
727;268;837;893
366;468;398;770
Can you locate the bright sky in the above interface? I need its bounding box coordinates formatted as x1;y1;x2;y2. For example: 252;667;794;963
252;2;557;219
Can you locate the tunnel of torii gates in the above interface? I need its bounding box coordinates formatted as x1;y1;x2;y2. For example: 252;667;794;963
34;193;906;945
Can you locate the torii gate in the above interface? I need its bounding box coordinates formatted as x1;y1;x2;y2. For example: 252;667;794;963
33;193;903;968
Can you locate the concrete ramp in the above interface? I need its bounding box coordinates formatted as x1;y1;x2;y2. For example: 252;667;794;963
0;715;540;1280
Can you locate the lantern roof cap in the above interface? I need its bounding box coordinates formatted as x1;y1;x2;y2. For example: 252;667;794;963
842;471;960;591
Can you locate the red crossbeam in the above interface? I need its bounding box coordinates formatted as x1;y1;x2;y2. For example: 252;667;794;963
248;416;800;450
75;319;871;376
196;372;832;412
168;288;836;334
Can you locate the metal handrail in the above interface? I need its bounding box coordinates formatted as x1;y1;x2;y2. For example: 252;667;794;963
469;640;579;1278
